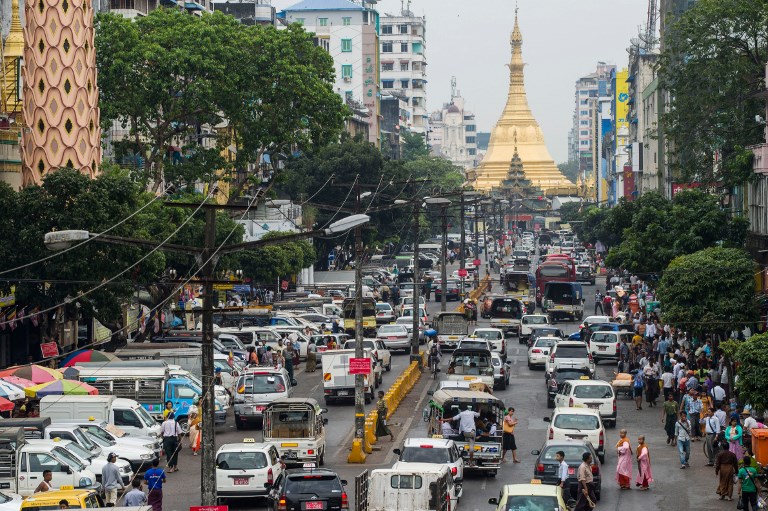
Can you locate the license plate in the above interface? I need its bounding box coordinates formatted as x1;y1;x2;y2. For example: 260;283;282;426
281;443;299;448
588;404;600;409
305;502;324;510
598;346;606;351
500;320;509;323
449;336;458;340
233;477;250;486
337;390;349;396
285;452;298;459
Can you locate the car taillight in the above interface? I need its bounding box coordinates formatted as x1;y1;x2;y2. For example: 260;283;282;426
277;495;287;511
615;343;620;351
342;492;349;509
501;340;506;352
451;467;457;475
307;449;314;455
532;349;541;354
569;397;574;407
591;464;599;475
588;354;594;363
613;399;617;412
267;468;273;486
500;367;505;375
599;431;604;447
536;463;545;472
550;354;555;362
548;428;553;440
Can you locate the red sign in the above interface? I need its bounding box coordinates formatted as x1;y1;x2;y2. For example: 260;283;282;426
40;342;59;359
623;164;635;200
472;259;481;267
348;358;371;375
280;280;289;291
671;181;719;197
457;269;468;278
191;507;227;511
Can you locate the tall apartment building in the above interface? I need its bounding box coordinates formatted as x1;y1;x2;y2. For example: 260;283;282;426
568;63;615;181
379;9;427;135
626;40;660;196
280;0;380;146
428;87;478;171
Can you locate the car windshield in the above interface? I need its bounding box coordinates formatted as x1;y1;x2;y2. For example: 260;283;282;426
535;339;556;348
135;406;156;427
591;333;615;343
85;430;114;448
238;374;286;394
217;451;267;470
554;414;600;430
474;330;502;340
287;474;342;494
523;316;548;325
64;441;93;461
459;341;488;350
86;426;117;443
574;385;613;399
400;446;451;464
490;299;523;319
376;304;392;311
542;445;590;462
503;496;559;510
555;346;588;358
379;326;405;334
52;446;86;471
555;370;590;382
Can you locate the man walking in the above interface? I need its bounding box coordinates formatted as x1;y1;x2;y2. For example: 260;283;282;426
144;459;166;511
556;450;569;490
575;452;597;511
102;453;124;507
594;290;603;314
704;408;721;466
123;480;147;507
675;411;692;469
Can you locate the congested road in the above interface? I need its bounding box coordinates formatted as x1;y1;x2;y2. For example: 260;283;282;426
165;256;729;511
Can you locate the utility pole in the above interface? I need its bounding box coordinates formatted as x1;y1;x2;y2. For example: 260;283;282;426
411;201;421;364
200;207;217;506
459;192;466;272
440;205;448;312
353;181;366;449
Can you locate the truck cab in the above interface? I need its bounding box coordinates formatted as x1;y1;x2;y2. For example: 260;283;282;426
262;398;328;466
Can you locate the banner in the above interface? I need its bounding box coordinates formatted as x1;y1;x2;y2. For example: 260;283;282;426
40;342;59;358
348;358;371;375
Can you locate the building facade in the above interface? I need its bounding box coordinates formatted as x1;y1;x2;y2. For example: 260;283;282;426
626;41;660;196
428;88;477;170
379;9;426;135
280;0;380;146
0;0;24;189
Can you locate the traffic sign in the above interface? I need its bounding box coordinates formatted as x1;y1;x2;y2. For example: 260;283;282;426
457;268;468;278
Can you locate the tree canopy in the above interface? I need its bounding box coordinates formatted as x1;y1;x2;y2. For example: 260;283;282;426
656;247;757;338
734;333;768;414
659;0;768;185
95;9;347;192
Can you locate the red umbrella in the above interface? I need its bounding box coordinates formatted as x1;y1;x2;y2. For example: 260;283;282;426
0;396;14;412
0;364;62;384
60;350;119;368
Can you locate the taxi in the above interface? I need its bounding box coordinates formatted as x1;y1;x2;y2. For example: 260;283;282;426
488;481;568;511
21;487;102;511
215;439;284;504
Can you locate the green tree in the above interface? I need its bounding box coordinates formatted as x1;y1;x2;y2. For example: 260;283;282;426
96;10;346;192
656;247;757;339
401;131;430;161
237;232;316;285
734;333;768;413
557;160;580;184
558;201;582;224
659;0;768;185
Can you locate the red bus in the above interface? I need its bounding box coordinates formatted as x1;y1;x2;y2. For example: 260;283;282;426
540;254;576;274
535;262;575;305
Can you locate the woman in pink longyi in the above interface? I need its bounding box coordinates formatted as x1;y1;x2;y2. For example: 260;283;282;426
615;429;633;490
635;435;653;490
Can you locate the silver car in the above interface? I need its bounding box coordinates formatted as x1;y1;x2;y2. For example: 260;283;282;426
491;352;511;390
376;324;410;352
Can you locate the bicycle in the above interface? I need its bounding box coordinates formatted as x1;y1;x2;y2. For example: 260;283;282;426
428;354;440;379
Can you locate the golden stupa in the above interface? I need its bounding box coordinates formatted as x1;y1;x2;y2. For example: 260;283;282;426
470;11;573;192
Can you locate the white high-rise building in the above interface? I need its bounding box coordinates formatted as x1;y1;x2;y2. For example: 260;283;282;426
569;63;615;177
280;0;380;145
379;8;427;135
429;83;478;170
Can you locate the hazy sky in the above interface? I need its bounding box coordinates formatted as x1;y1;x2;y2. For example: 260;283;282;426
273;0;649;162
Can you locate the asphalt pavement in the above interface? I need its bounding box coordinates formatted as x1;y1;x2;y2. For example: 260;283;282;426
156;257;734;511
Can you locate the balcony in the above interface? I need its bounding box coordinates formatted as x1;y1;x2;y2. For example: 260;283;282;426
752;143;768;175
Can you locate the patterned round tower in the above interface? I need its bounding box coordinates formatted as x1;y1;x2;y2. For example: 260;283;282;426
21;0;101;186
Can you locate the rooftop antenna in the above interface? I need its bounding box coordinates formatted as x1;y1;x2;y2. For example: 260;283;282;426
450;76;457;99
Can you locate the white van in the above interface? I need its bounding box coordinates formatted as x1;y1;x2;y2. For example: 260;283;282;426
368;463;458;511
321;349;376;405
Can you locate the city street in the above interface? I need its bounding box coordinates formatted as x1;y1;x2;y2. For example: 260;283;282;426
160;264;733;511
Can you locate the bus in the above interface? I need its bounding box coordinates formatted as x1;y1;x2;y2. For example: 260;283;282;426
535;261;574;305
342;297;377;336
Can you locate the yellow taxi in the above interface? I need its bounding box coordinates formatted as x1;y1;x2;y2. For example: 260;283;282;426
488;481;569;511
21;487;102;511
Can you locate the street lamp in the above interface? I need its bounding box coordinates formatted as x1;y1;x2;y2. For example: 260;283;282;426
425;197;451;312
44;212;370;504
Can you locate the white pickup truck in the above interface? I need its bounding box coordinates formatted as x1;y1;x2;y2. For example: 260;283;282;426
262;398;327;465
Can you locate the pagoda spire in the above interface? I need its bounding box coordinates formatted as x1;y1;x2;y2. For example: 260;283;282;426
6;0;24;54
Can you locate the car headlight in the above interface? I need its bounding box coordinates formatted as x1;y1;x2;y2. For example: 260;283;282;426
79;477;93;487
141;453;153;460
121;466;131;474
144;444;154;450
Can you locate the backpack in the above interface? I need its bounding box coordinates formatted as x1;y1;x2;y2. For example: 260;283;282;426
430;345;438;357
633;373;644;388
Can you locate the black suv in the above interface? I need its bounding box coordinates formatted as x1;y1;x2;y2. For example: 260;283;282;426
269;468;348;511
531;439;602;501
546;367;591;408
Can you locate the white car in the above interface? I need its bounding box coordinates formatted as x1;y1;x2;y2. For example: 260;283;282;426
456;338;492;351
395;316;426;343
527;336;558;369
375;302;396;324
215;441;284;503
545;341;596;377
544;407;605;463
377;324;411;352
471;328;506;360
588;331;633;362
393;438;464;498
0;492;21;511
344;338;392;372
554;379;617;428
491;352;511;390
398;297;427;318
520;314;550;342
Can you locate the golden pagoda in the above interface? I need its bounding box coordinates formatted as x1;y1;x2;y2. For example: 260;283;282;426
0;0;24;189
470;10;574;193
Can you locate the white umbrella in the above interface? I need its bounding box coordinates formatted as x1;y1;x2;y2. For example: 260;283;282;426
0;380;25;401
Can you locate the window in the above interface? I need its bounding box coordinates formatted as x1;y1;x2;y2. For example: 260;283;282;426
345;90;353;102
580;140;589;146
295;18;305;25
468;148;476;155
341;64;352;79
400;42;408;52
412;61;422;71
466;124;476;132
390;475;422;489
580;110;588;116
113;409;143;429
382;42;393;52
580;130;589;136
412;97;422;106
400;61;409;71
580;99;588;105
176;385;198;399
466;136;476;144
400;79;409;89
382;25;393;34
318;17;328;26
341;38;352;52
342;17;351;26
217;452;268;470
580;120;589;126
382;80;394;89
382;62;394;71
399;24;408;34
412;42;423;54
580;90;589;95
29;453;61;473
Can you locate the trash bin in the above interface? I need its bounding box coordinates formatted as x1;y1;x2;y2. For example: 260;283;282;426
752;428;768;466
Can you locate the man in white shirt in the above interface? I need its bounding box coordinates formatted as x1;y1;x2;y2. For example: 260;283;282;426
556;450;569;489
743;410;759;436
714;404;728;429
711;384;726;407
443;406;480;464
703;409;721;466
661;369;676;400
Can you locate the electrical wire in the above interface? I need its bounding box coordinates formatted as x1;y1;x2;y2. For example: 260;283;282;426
320;175;358;229
0;185;173;276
